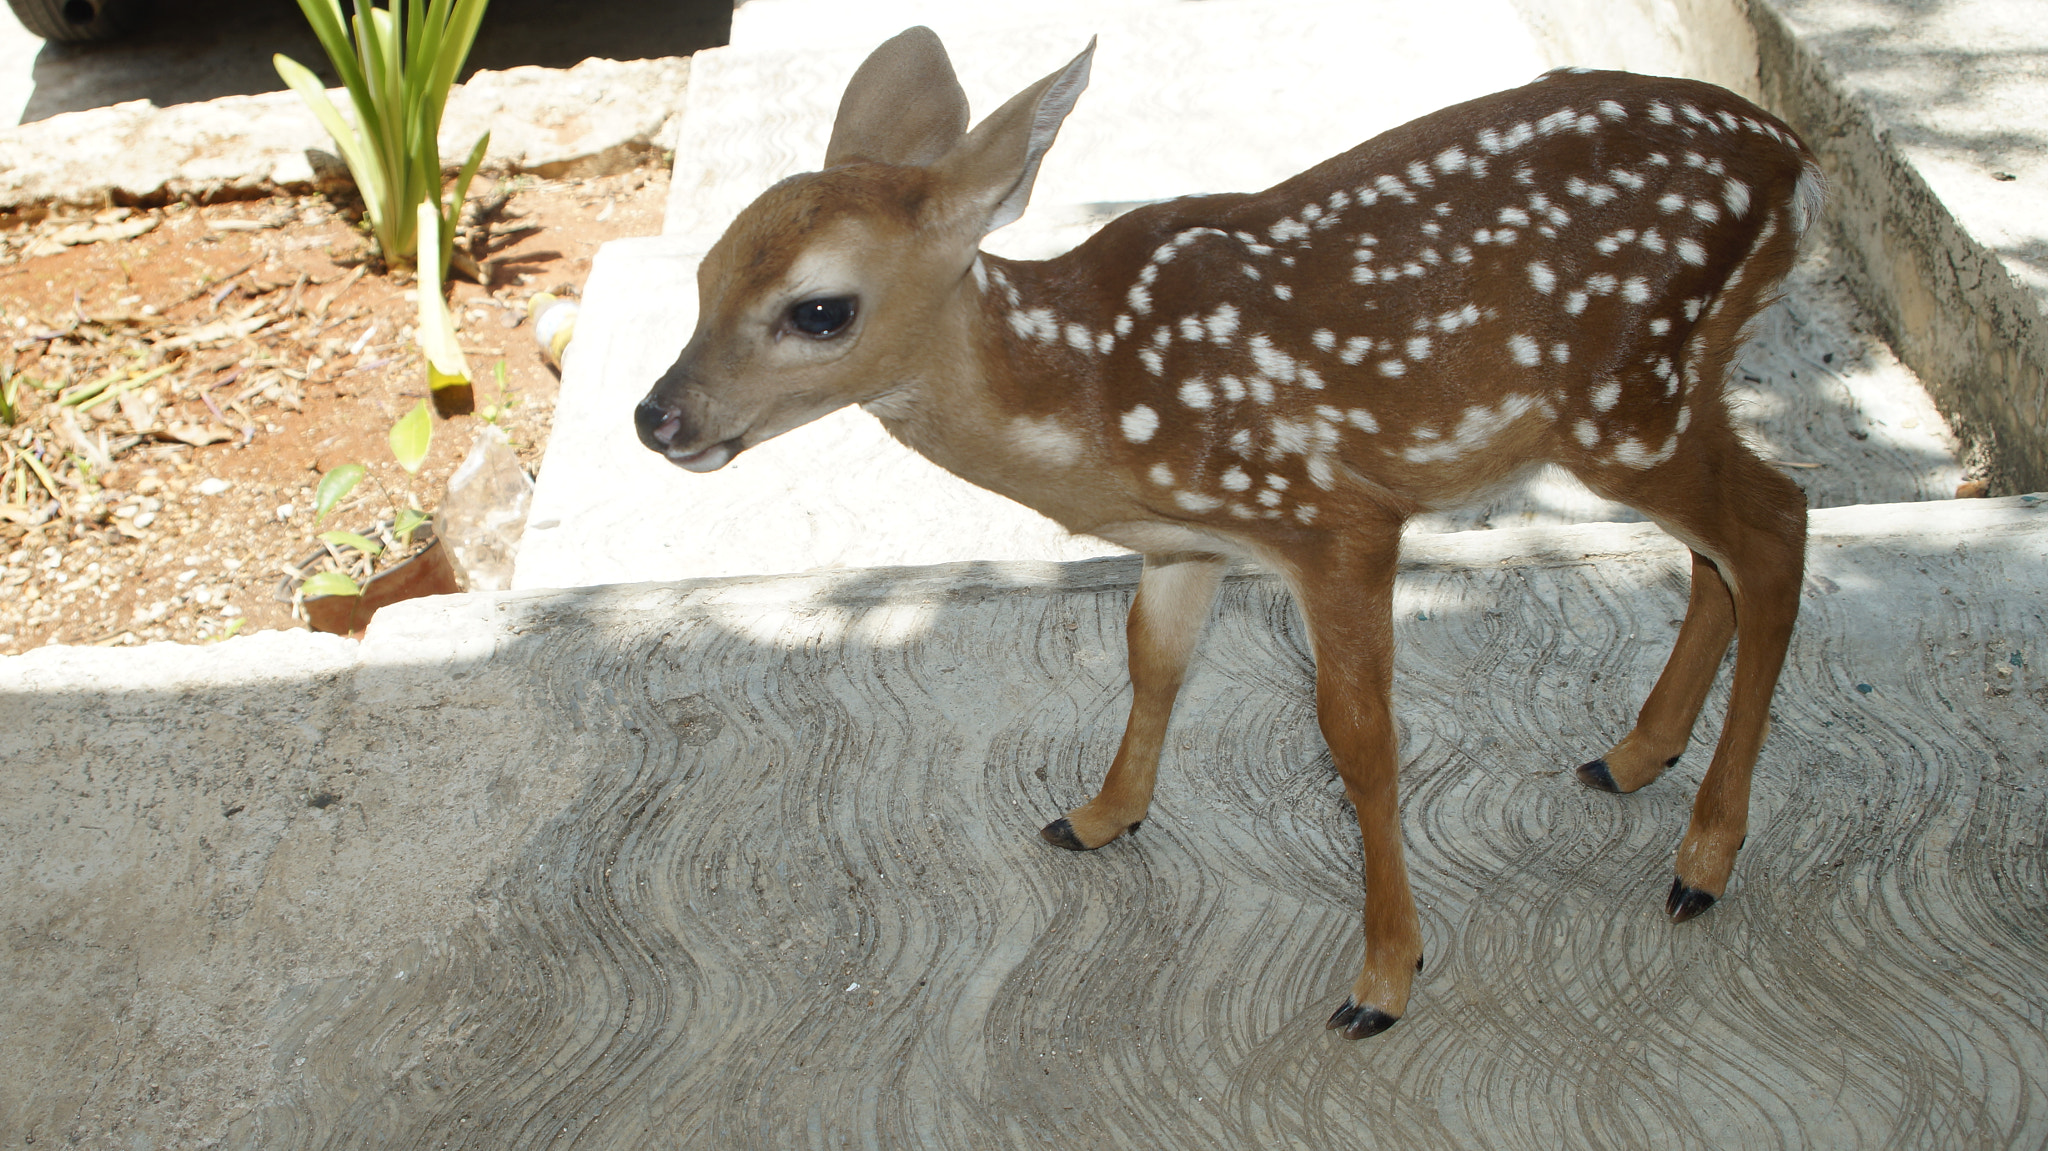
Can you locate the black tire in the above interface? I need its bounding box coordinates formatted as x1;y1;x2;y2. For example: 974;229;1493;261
7;0;143;42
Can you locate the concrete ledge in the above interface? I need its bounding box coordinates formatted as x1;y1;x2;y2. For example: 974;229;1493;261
1750;0;2048;493
0;55;690;212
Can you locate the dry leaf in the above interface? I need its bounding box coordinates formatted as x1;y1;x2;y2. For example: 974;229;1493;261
161;423;235;447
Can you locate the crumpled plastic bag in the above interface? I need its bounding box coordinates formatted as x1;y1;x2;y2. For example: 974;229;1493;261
438;427;534;591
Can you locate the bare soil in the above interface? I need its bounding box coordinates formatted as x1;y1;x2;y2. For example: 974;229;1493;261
0;166;669;654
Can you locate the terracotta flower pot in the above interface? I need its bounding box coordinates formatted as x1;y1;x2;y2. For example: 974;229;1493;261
282;524;463;638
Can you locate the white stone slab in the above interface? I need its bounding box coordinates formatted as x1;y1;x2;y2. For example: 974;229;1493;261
666;0;1552;245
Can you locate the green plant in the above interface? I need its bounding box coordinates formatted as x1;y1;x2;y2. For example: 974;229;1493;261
300;398;437;601
274;0;492;275
0;368;22;426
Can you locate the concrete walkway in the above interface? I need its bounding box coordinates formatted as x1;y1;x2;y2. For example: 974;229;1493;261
5;499;2045;1146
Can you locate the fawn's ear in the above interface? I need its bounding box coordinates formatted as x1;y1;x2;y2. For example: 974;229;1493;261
825;26;971;168
931;36;1095;238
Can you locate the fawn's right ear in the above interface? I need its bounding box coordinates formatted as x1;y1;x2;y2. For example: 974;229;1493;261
825;26;971;168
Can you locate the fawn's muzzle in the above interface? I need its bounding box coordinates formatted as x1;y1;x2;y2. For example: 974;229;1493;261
635;393;743;473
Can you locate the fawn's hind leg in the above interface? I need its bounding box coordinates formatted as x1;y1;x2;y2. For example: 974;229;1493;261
1042;553;1224;851
1581;423;1807;921
1577;548;1738;795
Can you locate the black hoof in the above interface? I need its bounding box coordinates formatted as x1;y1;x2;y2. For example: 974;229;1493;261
1040;818;1089;851
1325;999;1399;1040
1577;758;1621;793
1667;877;1718;922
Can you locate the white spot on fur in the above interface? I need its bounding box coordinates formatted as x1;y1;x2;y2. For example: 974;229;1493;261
1508;334;1541;366
1346;408;1379;433
1249;334;1298;383
1378;359;1407;377
1658;192;1687;214
1592;378;1622;411
1114;313;1134;337
1677;238;1707;265
1221;467;1251;491
1650;317;1672;335
1723;178;1752;218
1565;290;1589;316
1340;337;1372;365
1313;328;1337;352
1139;348;1164;376
1220;375;1247;402
1179;377;1214;409
1121;405;1159;442
1010;416;1082;468
1405;335;1433;360
1574;418;1599;447
1622;276;1651;304
1148;462;1174;486
1127;283;1152;314
1551;341;1571;363
1404;394;1536;463
1528;261;1556;294
1175;490;1222;512
1691;199;1721;223
1435;146;1469;174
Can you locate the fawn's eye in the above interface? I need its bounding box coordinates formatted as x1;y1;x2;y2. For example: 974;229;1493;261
789;296;856;338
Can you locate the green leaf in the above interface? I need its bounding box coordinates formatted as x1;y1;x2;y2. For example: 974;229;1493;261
300;570;363;598
319;529;385;556
275;53;391;250
389;398;433;473
415;202;472;390
314;463;366;522
393;506;430;546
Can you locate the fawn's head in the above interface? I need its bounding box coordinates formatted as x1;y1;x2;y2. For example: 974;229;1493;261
636;27;1095;472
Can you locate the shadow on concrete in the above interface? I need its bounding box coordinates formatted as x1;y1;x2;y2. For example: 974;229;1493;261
4;506;2045;1145
19;0;731;123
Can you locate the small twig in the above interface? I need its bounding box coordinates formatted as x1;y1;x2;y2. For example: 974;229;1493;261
172;261;257;306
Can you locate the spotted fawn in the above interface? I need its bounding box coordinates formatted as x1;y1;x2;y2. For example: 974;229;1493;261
636;27;1820;1039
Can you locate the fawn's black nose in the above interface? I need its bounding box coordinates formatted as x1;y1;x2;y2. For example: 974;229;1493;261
635;395;684;453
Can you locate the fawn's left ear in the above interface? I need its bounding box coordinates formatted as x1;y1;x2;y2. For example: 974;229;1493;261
825;26;972;168
931;36;1096;239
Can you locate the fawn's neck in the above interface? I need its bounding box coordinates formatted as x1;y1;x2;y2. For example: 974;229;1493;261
857;250;1131;528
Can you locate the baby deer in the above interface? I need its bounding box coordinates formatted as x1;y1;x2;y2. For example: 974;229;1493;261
636;27;1820;1039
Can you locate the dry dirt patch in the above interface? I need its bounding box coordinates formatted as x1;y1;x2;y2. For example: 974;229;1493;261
0;166;670;654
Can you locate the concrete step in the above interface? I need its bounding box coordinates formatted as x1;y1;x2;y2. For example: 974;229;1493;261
8;496;2045;1144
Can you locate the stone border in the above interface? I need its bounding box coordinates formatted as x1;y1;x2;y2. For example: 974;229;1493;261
1751;0;2046;493
0;55;690;215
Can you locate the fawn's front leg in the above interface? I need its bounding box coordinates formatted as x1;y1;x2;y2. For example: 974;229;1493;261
1290;525;1422;1040
1042;552;1225;851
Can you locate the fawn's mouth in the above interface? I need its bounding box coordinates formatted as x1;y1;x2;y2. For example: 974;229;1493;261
664;436;743;472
